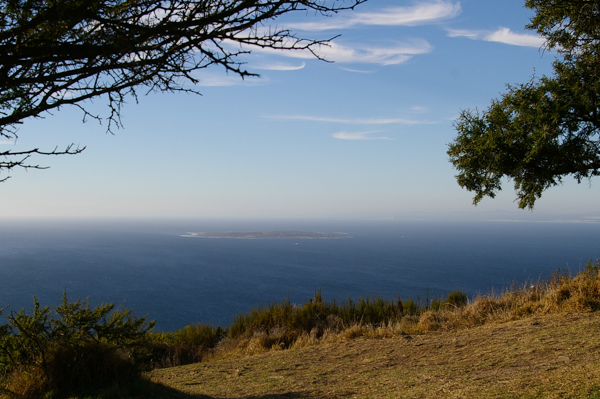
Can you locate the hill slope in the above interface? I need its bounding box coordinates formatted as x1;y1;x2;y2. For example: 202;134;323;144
151;311;600;398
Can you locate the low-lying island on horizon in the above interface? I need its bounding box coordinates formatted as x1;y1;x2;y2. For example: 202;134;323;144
181;231;350;239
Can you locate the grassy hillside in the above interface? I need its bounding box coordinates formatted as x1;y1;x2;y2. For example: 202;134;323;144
149;260;600;398
151;311;600;398
2;260;599;398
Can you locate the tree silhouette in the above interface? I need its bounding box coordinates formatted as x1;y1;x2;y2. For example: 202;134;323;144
0;0;364;179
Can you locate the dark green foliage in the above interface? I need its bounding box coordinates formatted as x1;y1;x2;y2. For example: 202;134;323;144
583;258;600;276
401;298;418;316
146;324;227;369
424;291;468;310
0;294;154;398
446;290;468;308
526;0;600;58
173;323;226;348
229;291;412;343
429;297;445;311
448;0;600;209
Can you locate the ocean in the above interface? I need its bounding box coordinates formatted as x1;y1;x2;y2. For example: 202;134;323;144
0;218;598;331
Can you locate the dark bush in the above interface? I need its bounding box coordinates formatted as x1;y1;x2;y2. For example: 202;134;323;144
145;324;227;368
446;290;468;308
0;294;154;399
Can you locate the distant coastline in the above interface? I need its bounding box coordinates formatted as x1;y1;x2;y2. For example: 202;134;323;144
181;231;350;239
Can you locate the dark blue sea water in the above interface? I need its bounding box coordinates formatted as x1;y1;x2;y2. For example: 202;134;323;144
0;218;598;331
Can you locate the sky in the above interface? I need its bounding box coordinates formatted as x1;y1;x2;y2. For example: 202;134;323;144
2;0;599;220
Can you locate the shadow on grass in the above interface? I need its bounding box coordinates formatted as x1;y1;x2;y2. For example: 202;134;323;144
119;378;315;399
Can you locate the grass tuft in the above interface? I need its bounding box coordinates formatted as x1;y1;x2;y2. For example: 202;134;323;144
417;259;600;332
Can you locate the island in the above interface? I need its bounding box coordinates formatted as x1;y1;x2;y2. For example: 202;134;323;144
181;231;349;239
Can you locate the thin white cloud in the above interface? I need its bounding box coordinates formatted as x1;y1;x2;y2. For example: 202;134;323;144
447;27;545;48
265;115;422;125
194;73;265;87
317;42;426;65
332;131;392;140
446;28;480;40
410;105;429;113
486;27;546;47
0;140;15;145
257;40;433;66
339;67;374;73
289;1;461;31
254;62;305;71
49;89;77;100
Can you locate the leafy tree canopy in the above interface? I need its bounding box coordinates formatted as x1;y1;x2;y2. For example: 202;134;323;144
447;0;600;209
0;0;364;179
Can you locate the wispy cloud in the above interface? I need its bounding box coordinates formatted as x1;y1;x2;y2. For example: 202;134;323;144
410;105;429;113
265;115;422;125
446;28;480;40
194;73;266;87
288;1;461;31
332;131;392;140
0;140;15;145
486;27;546;47
447;27;546;48
317;41;431;65
254;62;305;71
339;67;374;73
257;40;433;66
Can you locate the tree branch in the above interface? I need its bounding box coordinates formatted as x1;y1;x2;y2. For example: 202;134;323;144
0;0;366;179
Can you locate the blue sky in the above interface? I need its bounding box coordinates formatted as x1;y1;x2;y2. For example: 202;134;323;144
2;0;599;220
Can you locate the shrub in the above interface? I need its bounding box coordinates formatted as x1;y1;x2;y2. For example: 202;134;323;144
228;291;421;349
145;323;227;368
401;298;418;315
446;290;468;308
0;294;154;399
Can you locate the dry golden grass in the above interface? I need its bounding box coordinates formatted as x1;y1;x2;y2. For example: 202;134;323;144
150;262;600;398
418;264;600;333
5;264;598;398
152;312;600;398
